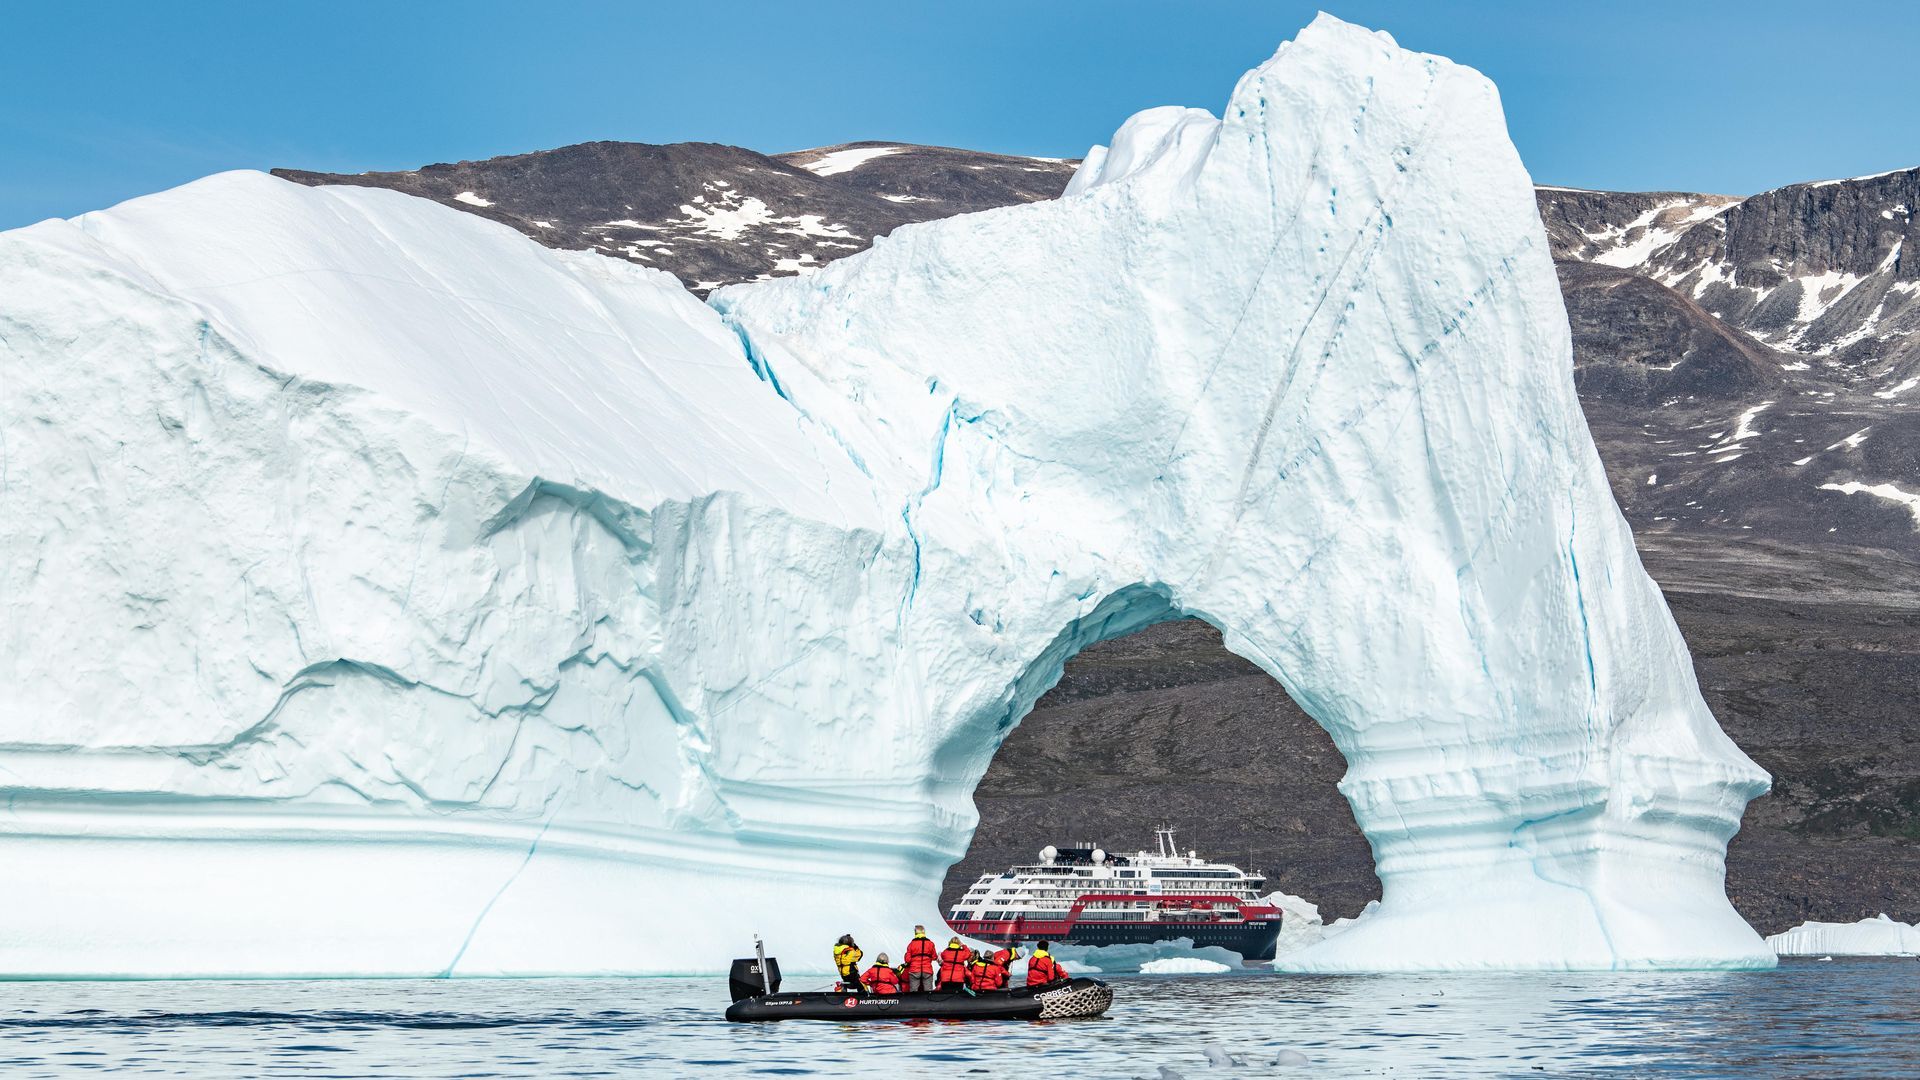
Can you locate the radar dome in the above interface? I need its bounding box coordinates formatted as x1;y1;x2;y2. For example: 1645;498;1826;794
1092;849;1107;864
1039;845;1057;863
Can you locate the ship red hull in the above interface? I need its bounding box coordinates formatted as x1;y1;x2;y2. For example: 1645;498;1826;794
948;895;1285;961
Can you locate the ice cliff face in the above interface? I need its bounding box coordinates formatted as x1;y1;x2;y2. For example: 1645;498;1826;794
0;16;1771;976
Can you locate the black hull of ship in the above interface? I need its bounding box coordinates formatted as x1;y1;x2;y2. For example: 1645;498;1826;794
959;920;1283;962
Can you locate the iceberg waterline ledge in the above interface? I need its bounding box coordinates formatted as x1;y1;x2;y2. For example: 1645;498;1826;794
0;14;1770;976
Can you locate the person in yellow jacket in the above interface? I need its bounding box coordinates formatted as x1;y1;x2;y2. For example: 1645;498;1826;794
832;934;863;993
1025;940;1066;986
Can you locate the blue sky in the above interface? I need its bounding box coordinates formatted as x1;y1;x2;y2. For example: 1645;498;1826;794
4;0;1916;229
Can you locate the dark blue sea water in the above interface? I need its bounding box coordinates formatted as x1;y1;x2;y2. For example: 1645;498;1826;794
2;959;1916;1077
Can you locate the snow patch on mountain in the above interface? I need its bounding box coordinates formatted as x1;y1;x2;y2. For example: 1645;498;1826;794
1818;481;1920;529
794;145;903;177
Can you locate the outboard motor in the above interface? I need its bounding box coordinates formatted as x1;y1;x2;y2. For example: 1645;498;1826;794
728;937;781;1002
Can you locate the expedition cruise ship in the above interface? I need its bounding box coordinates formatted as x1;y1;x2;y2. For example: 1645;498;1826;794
946;829;1284;960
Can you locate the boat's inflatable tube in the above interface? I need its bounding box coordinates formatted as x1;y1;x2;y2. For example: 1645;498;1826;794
724;978;1114;1022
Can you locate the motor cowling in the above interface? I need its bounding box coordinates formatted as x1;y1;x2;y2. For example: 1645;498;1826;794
728;956;782;1002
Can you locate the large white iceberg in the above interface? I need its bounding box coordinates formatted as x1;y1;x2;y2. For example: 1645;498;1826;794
0;16;1770;977
1768;915;1920;957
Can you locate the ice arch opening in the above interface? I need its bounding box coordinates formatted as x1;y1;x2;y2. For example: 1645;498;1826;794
943;610;1383;930
930;583;1186;785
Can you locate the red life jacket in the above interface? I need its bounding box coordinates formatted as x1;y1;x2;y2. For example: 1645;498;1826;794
938;946;972;983
988;947;1017;989
861;965;903;995
1026;953;1063;986
965;960;993;991
904;935;938;974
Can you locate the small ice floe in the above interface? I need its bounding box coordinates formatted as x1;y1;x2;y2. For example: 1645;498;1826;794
1202;1044;1244;1067
1767;913;1920;956
1140;957;1232;974
1818;956;1834;962
1273;1049;1312;1067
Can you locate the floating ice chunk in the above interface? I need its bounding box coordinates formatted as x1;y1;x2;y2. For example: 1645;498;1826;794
1201;1044;1244;1066
1141;957;1233;974
1768;914;1920;956
1160;958;1233;975
1049;937;1245;974
1262;889;1328;956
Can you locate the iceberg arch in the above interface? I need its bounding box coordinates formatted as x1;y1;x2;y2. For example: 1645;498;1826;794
0;16;1771;976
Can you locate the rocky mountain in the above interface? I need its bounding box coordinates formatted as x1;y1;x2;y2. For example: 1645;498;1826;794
1538;179;1920;548
277;142;1918;934
274;141;1074;293
1540;174;1920;385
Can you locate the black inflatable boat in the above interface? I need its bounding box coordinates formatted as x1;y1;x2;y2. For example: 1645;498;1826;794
724;949;1113;1022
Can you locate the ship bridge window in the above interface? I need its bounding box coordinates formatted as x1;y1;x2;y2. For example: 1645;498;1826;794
935;603;1383;942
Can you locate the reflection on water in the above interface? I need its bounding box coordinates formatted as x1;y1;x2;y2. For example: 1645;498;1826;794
1;959;1916;1077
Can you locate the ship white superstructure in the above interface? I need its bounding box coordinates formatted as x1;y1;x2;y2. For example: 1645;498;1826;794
947;831;1284;959
952;830;1267;922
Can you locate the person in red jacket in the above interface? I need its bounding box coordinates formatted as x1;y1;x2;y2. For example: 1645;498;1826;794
964;954;994;992
902;925;939;993
861;954;903;995
937;937;973;991
987;945;1019;989
1025;940;1065;987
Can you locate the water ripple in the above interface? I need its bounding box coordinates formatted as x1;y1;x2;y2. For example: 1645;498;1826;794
0;960;1914;1077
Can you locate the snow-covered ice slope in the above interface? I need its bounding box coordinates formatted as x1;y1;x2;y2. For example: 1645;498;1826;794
0;170;898;978
0;15;1770;976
